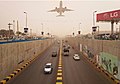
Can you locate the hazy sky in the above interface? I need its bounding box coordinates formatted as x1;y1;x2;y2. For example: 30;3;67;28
0;0;120;37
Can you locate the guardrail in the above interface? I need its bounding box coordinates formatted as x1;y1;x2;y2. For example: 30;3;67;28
0;38;48;44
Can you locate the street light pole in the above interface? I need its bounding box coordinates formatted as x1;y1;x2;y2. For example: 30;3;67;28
79;23;81;30
41;23;44;35
24;12;27;28
93;11;97;26
30;29;32;36
8;23;12;40
41;23;43;31
78;23;81;35
13;20;15;34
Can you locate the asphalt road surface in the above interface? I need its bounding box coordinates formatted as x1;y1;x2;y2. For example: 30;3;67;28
7;43;60;84
62;44;114;84
7;42;114;84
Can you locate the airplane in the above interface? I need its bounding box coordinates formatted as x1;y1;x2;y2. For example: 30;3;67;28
48;0;73;16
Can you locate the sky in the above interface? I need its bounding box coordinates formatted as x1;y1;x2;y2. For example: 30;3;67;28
0;0;120;37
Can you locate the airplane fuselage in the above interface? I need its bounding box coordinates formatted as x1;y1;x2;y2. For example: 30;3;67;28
48;1;73;16
58;1;63;15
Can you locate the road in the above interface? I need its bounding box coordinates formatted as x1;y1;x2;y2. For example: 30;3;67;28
7;43;60;84
62;44;114;84
7;42;114;84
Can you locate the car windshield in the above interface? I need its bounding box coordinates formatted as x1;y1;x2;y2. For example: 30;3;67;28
53;52;56;54
45;65;51;68
75;54;78;56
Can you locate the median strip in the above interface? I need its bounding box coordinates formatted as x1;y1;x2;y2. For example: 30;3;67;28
56;41;63;84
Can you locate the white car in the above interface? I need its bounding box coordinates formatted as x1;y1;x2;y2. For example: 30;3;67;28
64;52;69;56
73;54;80;60
52;51;57;57
44;63;53;74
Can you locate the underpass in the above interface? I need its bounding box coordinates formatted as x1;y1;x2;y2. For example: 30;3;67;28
4;41;115;84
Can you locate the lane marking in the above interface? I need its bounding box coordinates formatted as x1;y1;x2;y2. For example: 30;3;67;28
56;82;62;84
56;41;63;84
58;70;62;72
57;73;62;76
58;67;62;69
57;77;62;80
58;65;62;67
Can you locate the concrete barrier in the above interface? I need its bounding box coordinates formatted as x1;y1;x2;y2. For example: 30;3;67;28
0;39;54;81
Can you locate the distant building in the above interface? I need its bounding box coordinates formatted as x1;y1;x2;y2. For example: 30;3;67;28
0;29;14;38
94;31;120;40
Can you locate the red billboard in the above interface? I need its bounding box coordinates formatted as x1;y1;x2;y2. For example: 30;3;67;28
97;9;120;22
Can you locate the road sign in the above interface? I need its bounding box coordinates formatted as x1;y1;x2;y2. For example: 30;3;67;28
92;26;97;32
24;28;28;33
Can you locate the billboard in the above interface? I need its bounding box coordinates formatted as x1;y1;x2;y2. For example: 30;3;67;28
97;9;120;22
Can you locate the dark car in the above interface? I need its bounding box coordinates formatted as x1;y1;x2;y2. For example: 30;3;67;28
63;47;69;52
52;51;57;57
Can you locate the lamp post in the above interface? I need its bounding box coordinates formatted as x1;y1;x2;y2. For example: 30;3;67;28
79;23;81;30
78;23;81;35
41;23;44;35
30;29;32;36
92;11;97;38
8;23;12;39
24;12;27;28
13;20;15;34
93;11;97;26
72;27;74;36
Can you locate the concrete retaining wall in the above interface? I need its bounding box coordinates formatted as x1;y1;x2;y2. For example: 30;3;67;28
66;37;120;80
0;39;53;80
66;37;120;59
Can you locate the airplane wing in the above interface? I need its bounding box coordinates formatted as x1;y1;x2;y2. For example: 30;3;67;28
48;7;59;12
48;9;57;12
64;8;73;11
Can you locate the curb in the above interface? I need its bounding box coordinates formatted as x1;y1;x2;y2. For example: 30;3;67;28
0;62;30;84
